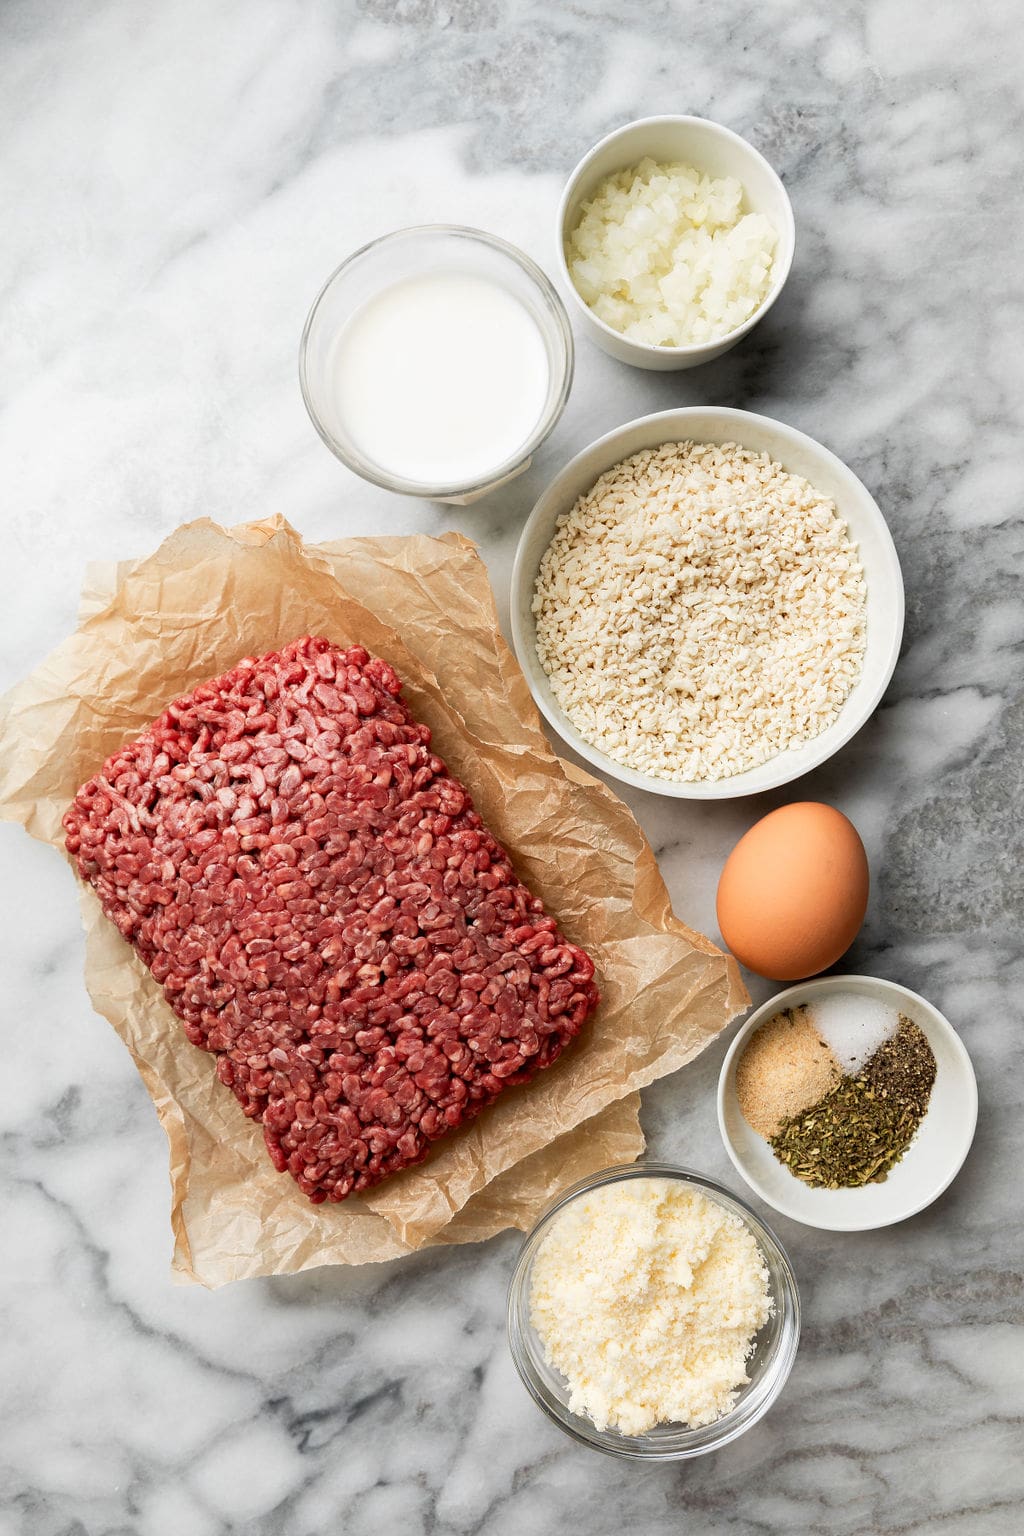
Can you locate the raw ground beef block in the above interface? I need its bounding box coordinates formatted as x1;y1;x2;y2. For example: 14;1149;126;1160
63;637;600;1203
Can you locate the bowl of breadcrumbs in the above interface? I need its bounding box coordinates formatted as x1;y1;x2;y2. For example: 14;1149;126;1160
511;407;904;799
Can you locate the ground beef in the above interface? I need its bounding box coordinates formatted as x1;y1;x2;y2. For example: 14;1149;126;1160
63;637;599;1203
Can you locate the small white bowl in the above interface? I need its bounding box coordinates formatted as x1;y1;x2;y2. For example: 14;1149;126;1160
510;407;904;801
557;116;795;371
717;976;978;1232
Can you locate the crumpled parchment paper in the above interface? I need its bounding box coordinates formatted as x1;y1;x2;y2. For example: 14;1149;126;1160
0;517;746;1285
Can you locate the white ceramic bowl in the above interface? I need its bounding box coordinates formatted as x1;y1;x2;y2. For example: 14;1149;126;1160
717;976;978;1232
557;116;795;370
510;407;904;801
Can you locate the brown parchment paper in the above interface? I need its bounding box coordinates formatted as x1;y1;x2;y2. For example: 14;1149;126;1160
0;518;747;1285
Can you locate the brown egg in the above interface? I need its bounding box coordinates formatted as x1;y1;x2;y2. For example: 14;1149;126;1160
716;802;869;980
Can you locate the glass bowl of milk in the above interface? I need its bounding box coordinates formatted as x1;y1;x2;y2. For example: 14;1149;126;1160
300;226;574;504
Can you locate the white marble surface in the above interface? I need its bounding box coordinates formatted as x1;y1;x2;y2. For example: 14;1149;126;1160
2;2;1021;1532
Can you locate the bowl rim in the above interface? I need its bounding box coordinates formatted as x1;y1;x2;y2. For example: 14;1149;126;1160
556;113;796;357
298;223;575;499
509;405;905;800
506;1160;801;1460
716;975;980;1230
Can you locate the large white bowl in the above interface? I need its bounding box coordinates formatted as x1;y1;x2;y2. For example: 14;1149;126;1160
558;116;795;371
510;408;905;801
717;976;978;1231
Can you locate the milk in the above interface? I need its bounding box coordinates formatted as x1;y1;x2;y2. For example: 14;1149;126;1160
330;271;550;487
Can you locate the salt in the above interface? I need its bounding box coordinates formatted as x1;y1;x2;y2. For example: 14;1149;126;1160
807;994;900;1073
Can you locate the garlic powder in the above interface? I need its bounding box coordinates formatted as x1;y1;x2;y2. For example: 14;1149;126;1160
529;1179;772;1435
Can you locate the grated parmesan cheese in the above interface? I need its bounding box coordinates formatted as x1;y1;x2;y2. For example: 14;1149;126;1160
529;1178;772;1436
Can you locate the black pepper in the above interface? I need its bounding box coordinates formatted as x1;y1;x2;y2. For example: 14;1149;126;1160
769;1015;937;1189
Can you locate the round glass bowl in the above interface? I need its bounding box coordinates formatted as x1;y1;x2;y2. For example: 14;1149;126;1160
507;1163;800;1459
299;225;574;504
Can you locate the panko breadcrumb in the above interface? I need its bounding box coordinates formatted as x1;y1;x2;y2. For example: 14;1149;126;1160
531;441;868;784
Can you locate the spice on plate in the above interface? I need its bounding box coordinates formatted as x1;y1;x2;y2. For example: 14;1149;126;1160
735;1006;841;1137
736;996;938;1188
529;1178;772;1436
807;992;900;1073
770;1016;937;1188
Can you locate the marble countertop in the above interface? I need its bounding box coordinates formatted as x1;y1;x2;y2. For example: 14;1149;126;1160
2;3;1021;1533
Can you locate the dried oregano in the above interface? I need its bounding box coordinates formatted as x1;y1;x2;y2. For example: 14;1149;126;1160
769;1016;937;1189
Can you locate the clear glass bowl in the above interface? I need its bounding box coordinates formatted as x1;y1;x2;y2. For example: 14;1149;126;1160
298;225;574;503
506;1163;801;1460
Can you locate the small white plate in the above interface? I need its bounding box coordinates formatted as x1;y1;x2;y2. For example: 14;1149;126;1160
717;975;978;1231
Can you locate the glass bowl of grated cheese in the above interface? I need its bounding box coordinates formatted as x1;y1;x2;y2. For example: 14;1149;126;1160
507;1163;800;1459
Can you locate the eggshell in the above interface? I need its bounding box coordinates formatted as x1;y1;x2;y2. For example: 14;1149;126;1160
716;802;869;981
